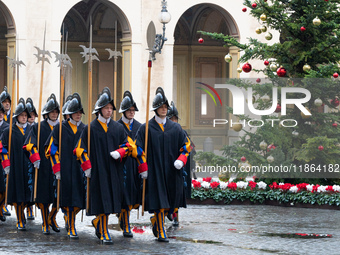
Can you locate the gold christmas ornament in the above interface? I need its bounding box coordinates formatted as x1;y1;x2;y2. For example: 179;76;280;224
314;98;323;107
255;27;262;34
237;67;243;73
270;63;278;72
313;16;321;26
259;140;268;150
301;107;311;119
267;155;274;163
224;54;232;63
232;123;243;132
260;25;267;32
261;94;270;102
265;32;273;40
260;13;267;21
303;64;311;72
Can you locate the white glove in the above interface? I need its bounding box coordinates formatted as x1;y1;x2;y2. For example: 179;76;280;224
85;168;91;178
174;160;184;170
110;151;121;160
140;171;148;179
55;171;61;180
4;166;9;175
34;160;40;169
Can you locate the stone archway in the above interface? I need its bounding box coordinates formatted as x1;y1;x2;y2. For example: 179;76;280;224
173;3;240;150
61;0;131;121
0;2;15;91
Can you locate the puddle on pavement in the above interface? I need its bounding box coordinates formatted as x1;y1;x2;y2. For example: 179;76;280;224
168;236;222;244
262;232;332;239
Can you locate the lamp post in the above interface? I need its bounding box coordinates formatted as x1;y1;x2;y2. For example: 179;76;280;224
142;0;171;216
150;0;171;60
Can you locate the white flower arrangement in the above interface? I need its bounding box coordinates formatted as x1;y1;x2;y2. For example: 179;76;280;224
289;186;298;193
257;181;267;190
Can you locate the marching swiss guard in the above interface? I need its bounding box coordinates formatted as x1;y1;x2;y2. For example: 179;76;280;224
0;103;8;222
134;87;191;242
166;101;195;226
117;91;142;238
45;93;86;239
25;97;38;221
0;98;33;230
0;86;11;124
74;87;130;244
24;94;60;234
0;86;11;217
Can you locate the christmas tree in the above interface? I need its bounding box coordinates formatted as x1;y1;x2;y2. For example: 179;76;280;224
197;0;340;184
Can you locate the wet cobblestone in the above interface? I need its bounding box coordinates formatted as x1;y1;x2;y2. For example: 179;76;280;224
0;204;339;254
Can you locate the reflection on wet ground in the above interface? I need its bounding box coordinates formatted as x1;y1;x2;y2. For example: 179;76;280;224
0;204;339;254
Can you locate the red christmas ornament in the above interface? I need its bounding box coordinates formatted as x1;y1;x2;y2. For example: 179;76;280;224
274;103;281;113
242;7;247;12
332;123;338;128
198;38;204;44
256;78;261;83
331;98;340;107
264;60;269;66
242;62;252;73
318;145;324;151
276;67;287;77
267;144;276;152
333;72;339;78
241;156;246;162
252;2;257;8
300;26;306;32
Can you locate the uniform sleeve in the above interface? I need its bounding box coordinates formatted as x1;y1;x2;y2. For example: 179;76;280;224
0;129;9;168
133;124;147;173
45;132;60;174
23;137;41;164
177;133;191;166
73;127;92;171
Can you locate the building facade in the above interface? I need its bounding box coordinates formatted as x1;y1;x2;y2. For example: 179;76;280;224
0;0;273;150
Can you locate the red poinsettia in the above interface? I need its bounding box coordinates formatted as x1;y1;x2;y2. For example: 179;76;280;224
228;182;237;191
249;181;257;190
269;182;280;189
326;185;334;192
203;177;212;183
312;184;320;193
296;183;308;191
210;182;220;189
192;180;201;188
279;183;293;191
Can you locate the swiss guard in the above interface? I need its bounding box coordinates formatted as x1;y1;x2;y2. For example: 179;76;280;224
45;93;86;239
74;87;130;244
117;91;142;238
0;86;11;217
0;98;32;230
134;87;191;242
0;103;9;222
24;94;60;234
166;101;196;226
25;97;38;221
0;86;11;123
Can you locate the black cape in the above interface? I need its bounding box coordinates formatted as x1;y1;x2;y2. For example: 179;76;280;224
24;120;55;204
118;118;142;207
0;121;9;193
78;119;127;215
48;121;86;209
2;123;32;205
135;117;188;212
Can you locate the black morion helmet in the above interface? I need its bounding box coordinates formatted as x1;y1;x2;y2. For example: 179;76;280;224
42;93;60;115
92;87;115;114
119;91;139;113
65;93;85;115
167;101;180;120
13;98;30;118
0;86;11;104
26;98;38;117
62;95;73;116
151;87;169;111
